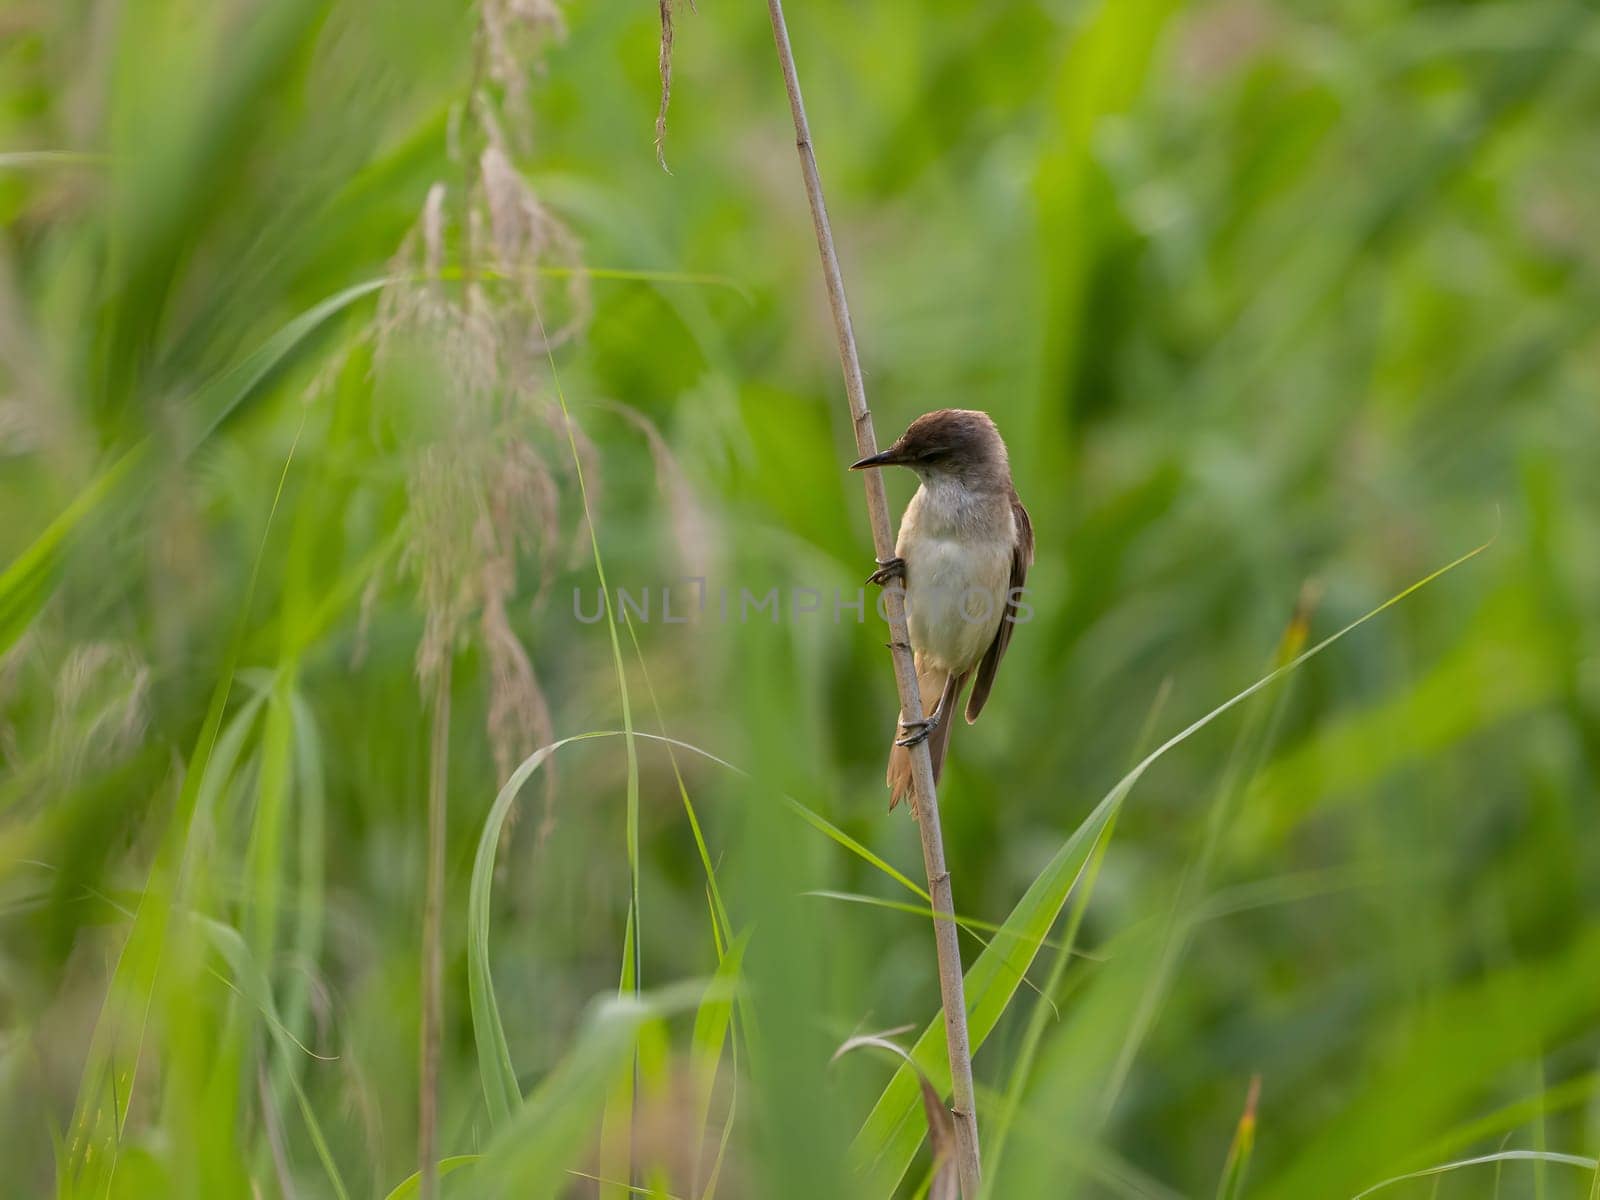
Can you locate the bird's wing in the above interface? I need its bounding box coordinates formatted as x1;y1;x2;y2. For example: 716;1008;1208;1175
965;491;1033;723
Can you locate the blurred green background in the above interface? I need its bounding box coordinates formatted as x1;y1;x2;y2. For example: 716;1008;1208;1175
3;0;1599;1196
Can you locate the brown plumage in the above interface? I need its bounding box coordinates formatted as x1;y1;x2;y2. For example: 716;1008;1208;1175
851;409;1034;813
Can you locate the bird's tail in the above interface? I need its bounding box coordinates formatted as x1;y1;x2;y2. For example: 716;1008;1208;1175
887;657;966;814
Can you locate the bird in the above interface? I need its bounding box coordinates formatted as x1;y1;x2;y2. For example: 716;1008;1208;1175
850;409;1033;813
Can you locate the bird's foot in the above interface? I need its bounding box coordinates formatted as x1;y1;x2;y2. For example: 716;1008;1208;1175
866;556;906;587
895;712;942;748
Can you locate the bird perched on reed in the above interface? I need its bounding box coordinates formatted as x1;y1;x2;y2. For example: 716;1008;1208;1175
851;409;1033;811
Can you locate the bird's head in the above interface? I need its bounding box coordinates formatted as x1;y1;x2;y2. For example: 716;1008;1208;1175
849;408;1010;487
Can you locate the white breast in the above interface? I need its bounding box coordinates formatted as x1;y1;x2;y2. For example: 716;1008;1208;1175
896;479;1014;675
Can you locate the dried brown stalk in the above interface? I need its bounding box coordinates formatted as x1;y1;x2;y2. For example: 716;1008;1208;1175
418;662;450;1200
760;2;982;1193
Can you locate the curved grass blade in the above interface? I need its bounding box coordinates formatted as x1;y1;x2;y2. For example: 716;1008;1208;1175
62;390;320;1193
469;733;611;1124
526;269;644;1198
690;933;747;1195
382;1155;481;1200
835;1036;958;1200
0;278;385;658
0;455;135;657
180;279;387;454
621;609;735;953
60;683;267;1195
803;890;1079;953
466;724;951;1133
1351;1150;1598;1199
463;707;979;1127
472;985;710;1198
198;919;350;1200
981;677;1174;1193
1412;1072;1600;1180
1092;600;1313;1135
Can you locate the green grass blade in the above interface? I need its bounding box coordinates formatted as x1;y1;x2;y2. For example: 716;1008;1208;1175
1215;1077;1261;1200
1351;1150;1598;1199
464;724;936;1140
531;270;645;1194
179;279;387;455
803;889;1075;952
0;278;383;658
599;909;639;1200
382;1155;482;1200
621;610;735;951
58;688;265;1196
198;918;350;1200
468;735;604;1125
690;933;748;1195
280;688;328;1071
472;985;710;1198
981;677;1172;1194
0;454;136;657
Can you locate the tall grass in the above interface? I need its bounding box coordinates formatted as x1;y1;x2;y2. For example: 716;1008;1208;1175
3;1;1600;1198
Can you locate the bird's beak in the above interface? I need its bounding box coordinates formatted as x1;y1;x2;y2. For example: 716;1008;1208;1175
849;445;906;470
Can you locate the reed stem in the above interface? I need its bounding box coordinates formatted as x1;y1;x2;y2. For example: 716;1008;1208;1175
761;4;982;1192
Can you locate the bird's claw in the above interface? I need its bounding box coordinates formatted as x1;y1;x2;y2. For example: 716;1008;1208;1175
866;556;907;587
895;715;938;748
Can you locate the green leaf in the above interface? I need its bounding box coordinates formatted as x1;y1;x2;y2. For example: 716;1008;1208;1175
198;918;351;1200
466;728;950;1135
690;932;748;1195
0;278;385;658
472;984;710;1198
0;455;135;657
177;278;388;457
468;736;594;1126
598;908;639;1200
382;1156;481;1200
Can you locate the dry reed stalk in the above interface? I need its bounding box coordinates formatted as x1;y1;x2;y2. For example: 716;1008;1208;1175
418;661;450;1200
760;2;983;1193
398;10;587;1191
